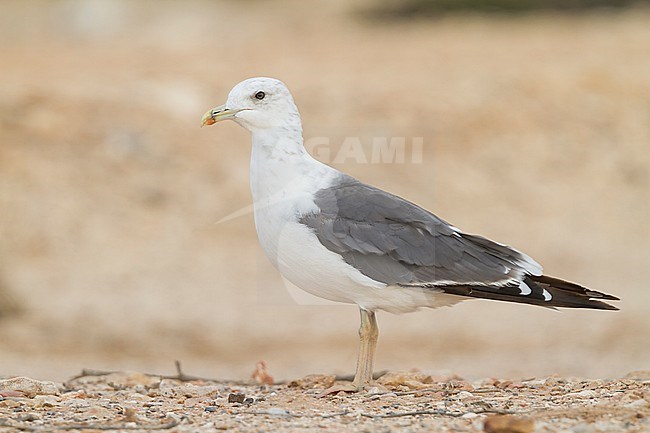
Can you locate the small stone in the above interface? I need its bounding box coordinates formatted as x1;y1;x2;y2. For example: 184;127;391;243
523;379;546;389
484;414;534;433
366;386;388;395
33;395;60;407
573;390;597;399
105;372;159;388
164;412;182;423
377;371;435;390
0;377;59;398
123;407;138;422
204;406;217;412
288;374;336;390
17;413;39;422
184;397;201;408
0;399;22;409
227;393;245;404
83;406;113;419
266;408;290;416
0;390;25;398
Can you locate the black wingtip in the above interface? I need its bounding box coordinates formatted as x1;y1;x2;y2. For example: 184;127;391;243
528;275;620;311
435;275;620;311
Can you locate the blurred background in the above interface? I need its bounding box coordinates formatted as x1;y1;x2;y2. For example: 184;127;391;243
1;0;649;382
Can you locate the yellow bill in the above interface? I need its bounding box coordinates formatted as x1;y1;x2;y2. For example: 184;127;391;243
200;104;240;127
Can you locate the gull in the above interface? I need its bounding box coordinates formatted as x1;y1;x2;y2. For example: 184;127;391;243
201;77;619;393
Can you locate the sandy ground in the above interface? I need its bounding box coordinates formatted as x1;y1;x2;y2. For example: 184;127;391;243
1;370;649;432
0;0;649;409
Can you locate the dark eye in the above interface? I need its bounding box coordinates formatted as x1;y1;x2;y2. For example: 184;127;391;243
254;91;265;100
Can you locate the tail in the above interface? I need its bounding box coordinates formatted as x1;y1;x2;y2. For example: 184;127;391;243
439;275;619;310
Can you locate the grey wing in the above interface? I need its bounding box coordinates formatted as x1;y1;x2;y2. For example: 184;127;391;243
300;175;619;310
300;175;541;288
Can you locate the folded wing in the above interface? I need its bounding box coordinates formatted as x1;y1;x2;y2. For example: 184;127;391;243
300;175;618;310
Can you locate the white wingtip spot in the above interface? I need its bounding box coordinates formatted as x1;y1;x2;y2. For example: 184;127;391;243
542;289;552;301
519;281;532;296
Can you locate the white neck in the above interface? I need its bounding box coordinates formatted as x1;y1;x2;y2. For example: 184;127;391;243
249;127;335;207
251;126;306;159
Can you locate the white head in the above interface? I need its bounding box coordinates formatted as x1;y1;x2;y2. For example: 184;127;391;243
201;77;301;133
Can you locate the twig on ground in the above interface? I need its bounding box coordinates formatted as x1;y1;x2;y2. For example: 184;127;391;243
64;361;250;387
171;360;199;382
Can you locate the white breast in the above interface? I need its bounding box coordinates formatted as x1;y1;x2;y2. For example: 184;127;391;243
250;149;376;304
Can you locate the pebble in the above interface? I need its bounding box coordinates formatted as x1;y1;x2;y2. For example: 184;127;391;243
366;386;385;395
0;399;22;409
227;393;245;404
523;379;547;389
17;413;39;422
164;412;182;422
484;414;534;433
183;397;200;408
0;390;25;398
33;395;60;407
572;390;598;399
83;406;113;418
266;408;290;416
0;378;59;397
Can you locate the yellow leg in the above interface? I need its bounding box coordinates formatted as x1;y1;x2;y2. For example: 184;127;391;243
352;308;378;390
317;308;379;396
